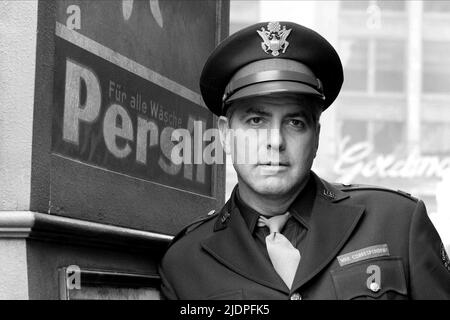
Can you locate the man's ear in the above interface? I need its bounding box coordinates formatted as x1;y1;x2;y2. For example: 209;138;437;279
218;116;232;154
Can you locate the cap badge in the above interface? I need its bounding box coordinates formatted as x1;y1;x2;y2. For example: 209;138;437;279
257;22;292;57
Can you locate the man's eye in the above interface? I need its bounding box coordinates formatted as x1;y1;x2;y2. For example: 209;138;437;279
289;119;305;128
248;117;263;125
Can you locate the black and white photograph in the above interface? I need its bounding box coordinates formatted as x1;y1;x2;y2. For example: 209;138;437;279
0;0;449;303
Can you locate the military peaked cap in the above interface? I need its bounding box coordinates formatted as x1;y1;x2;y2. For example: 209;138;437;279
200;21;344;116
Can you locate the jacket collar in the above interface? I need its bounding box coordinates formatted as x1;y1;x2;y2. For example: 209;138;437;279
203;194;290;293
202;172;365;294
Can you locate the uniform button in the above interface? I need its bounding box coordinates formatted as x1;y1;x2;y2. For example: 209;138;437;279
369;282;380;292
290;292;302;300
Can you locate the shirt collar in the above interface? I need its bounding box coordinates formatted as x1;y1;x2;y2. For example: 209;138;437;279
235;189;261;234
234;172;316;234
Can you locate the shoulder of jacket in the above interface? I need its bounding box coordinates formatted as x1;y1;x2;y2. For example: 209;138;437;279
166;210;218;249
336;183;419;202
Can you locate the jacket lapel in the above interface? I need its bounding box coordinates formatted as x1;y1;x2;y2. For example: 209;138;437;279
291;175;365;292
200;198;290;294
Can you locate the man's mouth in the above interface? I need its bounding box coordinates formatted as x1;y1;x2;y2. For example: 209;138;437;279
258;162;289;166
257;162;289;174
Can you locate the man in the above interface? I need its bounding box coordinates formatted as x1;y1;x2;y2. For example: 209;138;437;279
159;21;450;299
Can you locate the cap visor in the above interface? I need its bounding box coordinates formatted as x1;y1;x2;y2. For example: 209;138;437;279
225;81;324;104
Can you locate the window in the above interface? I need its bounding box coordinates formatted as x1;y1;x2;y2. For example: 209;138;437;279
340;38;405;93
376;1;406;12
340;0;368;11
424;0;450;12
340;120;404;154
341;1;405;12
421;123;450;155
341;120;368;144
423;41;450;94
341;39;368;91
375;40;405;92
373;121;404;154
230;1;260;35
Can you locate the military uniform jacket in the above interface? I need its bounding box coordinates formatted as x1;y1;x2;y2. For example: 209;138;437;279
159;173;450;300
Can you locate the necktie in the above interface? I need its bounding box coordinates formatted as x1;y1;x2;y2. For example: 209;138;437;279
258;212;301;289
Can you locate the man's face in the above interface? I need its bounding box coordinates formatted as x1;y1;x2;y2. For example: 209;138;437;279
219;94;321;197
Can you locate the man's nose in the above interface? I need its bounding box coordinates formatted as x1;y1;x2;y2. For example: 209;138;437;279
267;128;285;151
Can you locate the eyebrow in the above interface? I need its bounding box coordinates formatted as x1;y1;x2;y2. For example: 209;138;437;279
241;106;313;122
244;107;272;117
247;108;309;119
284;111;309;119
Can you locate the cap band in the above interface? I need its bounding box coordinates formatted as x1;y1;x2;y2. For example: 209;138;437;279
223;70;323;102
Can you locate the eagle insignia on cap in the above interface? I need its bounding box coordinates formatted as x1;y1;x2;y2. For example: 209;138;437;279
257;22;292;56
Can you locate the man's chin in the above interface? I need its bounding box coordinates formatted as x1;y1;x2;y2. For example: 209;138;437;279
250;180;294;196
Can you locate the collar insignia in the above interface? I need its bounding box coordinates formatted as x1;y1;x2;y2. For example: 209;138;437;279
257;22;292;56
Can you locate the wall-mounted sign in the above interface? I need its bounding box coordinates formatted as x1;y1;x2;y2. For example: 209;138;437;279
53;35;213;196
42;0;228;233
334;136;450;183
